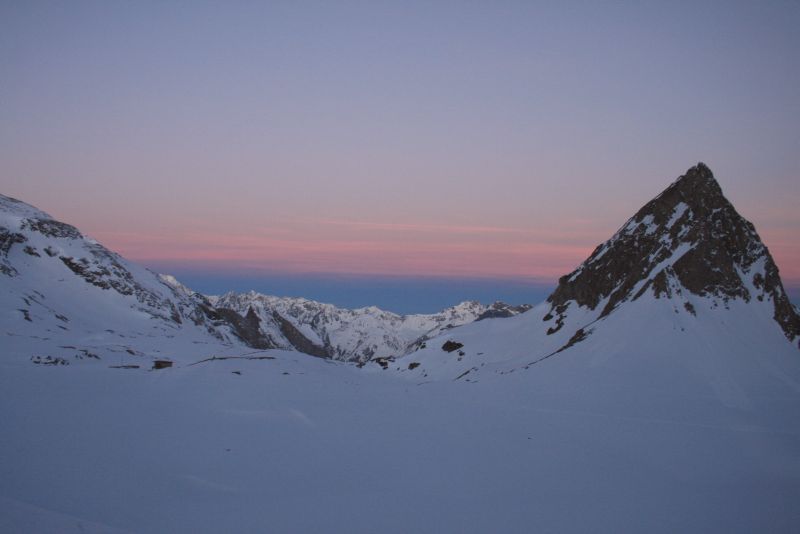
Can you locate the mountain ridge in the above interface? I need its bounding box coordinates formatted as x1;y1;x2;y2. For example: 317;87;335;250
1;192;531;364
2;163;798;370
209;291;532;363
545;162;799;346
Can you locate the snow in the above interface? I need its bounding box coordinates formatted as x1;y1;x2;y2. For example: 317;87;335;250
158;273;196;297
2;290;799;533
667;201;690;228
641;213;657;234
0;194;54;224
0;195;243;367
6;233;798;534
567;266;583;282
3;190;800;533
0;496;132;534
211;292;498;361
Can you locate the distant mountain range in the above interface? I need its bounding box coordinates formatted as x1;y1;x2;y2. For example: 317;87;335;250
0;194;529;364
1;163;797;371
208;291;530;362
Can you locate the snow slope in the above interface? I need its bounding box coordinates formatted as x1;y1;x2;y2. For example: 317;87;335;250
2;329;798;533
0;194;252;367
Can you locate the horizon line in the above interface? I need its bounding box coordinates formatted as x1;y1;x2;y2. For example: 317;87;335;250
142;260;800;290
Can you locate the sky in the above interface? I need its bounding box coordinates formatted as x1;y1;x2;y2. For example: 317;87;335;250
1;1;798;312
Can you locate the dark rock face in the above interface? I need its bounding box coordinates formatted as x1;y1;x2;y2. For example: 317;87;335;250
372;356;394;369
546;163;800;344
442;340;464;353
22;219;82;239
0;228;27;276
59;256;135;295
476;302;533;321
271;310;329;358
215;307;275;350
0;228;27;254
31;356;69;366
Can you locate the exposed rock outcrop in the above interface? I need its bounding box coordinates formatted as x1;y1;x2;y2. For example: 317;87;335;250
545;163;800;345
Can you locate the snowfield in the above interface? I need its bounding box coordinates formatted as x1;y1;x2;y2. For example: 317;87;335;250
2;322;799;533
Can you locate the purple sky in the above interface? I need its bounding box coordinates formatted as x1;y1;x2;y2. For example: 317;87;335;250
2;1;798;287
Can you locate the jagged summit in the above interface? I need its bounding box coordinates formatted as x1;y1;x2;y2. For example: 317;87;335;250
545;163;799;345
661;161;720;197
630;162;727;232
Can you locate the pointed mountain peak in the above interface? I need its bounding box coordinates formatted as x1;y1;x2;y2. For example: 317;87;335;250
671;162;723;202
675;161;716;188
545;163;799;346
638;162;725;220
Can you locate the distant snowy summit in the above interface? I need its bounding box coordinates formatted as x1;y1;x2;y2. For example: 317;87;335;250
208;291;531;363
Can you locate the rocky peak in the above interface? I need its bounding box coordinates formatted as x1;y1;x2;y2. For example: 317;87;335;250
545;163;800;345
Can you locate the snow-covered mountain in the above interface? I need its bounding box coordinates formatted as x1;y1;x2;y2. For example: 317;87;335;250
545;161;798;341
0;193;529;366
0;194;269;365
210;291;531;363
391;163;800;380
2;163;796;374
3;164;800;533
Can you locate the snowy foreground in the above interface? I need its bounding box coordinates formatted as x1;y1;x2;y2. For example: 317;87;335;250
2;302;800;534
